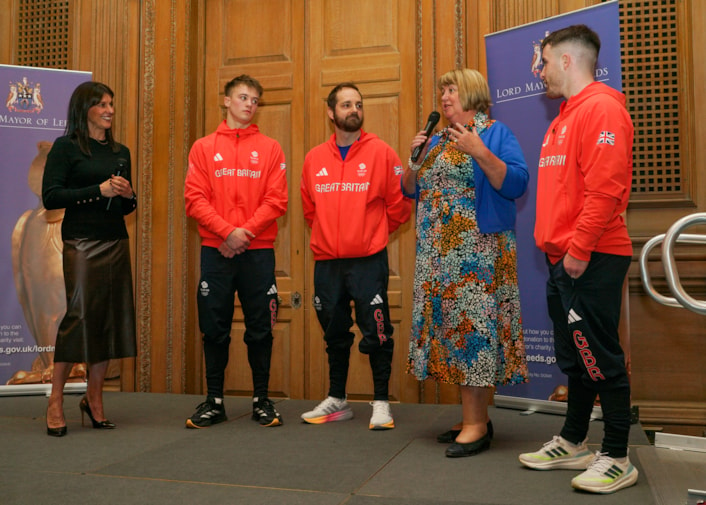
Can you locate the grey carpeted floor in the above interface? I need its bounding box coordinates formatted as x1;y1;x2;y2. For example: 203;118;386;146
0;392;697;504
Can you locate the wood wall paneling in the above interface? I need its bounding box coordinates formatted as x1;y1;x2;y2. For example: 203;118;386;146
127;0;193;393
186;0;207;397
112;0;706;429
621;0;706;429
2;0;704;432
0;3;14;63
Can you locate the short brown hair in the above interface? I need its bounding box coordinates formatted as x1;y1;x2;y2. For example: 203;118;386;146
541;24;600;57
326;82;361;110
224;74;263;98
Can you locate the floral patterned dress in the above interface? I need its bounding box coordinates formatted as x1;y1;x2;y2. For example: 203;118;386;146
407;112;528;388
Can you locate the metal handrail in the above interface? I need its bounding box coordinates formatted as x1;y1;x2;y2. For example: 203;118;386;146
639;213;706;315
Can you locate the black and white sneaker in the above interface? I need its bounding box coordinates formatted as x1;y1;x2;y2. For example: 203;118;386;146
185;397;227;429
252;397;283;427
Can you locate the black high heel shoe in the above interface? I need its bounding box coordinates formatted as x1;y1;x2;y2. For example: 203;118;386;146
46;408;67;437
47;424;67;437
79;396;116;429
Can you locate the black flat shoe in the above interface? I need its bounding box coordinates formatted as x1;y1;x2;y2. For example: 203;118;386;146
436;429;461;443
437;420;494;443
445;433;491;458
79;395;116;429
46;424;67;437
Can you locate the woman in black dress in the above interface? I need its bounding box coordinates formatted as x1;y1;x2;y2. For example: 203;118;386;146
42;81;137;436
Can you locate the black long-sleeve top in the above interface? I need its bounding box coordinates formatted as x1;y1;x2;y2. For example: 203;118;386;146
42;135;137;241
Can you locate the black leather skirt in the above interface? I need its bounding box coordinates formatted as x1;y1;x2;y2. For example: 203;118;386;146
54;238;137;364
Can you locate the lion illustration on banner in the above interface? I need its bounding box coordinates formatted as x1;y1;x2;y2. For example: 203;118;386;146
8;142;85;384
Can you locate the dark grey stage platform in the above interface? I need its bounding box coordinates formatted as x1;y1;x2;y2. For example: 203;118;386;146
1;392;702;504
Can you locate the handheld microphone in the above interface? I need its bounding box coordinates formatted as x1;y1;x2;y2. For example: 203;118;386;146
411;111;441;162
106;158;127;210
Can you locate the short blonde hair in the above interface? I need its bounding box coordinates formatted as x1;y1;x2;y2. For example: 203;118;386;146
438;69;491;113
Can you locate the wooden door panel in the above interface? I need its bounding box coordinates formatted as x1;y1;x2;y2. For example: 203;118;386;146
224;323;289;397
201;0;416;401
204;0;306;399
305;0;416;401
221;0;293;65
342;321;405;402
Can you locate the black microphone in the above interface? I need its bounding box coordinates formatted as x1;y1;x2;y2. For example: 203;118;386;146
411;111;441;163
106;158;127;210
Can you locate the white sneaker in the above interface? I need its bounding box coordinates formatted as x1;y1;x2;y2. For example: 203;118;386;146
301;396;353;424
571;452;639;494
369;400;394;430
519;435;595;470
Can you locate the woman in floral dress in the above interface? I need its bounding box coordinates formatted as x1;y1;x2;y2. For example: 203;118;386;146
402;69;529;457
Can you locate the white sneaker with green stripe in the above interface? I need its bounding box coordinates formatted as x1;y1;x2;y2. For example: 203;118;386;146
519;435;595;470
571;452;638;494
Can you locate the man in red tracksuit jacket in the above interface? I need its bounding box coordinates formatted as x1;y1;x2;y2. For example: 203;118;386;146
518;25;638;495
184;75;288;429
300;82;411;430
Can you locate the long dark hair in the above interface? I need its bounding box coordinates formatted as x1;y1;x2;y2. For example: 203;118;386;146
65;81;118;155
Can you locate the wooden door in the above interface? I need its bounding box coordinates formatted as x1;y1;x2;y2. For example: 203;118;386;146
203;0;307;399
304;0;417;401
202;0;416;401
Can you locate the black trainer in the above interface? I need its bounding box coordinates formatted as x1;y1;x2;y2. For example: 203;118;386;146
186;397;227;428
252;397;283;427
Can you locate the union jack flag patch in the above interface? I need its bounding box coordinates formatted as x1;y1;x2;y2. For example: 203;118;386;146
597;131;615;145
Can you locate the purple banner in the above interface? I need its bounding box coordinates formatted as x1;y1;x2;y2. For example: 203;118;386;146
486;2;622;400
0;65;91;386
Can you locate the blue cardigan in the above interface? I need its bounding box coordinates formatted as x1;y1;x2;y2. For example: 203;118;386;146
404;120;529;233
